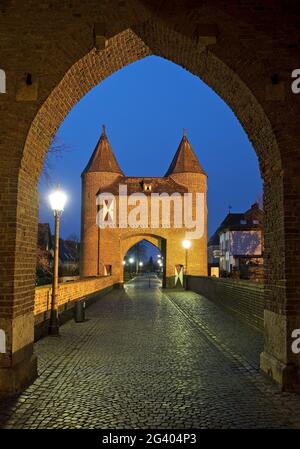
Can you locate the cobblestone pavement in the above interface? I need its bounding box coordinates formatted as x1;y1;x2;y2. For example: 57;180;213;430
1;274;300;429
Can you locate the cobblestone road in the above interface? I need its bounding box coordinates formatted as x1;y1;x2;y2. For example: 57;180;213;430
1;274;300;429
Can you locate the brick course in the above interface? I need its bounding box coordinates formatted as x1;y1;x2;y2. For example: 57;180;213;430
34;276;115;320
34;276;115;339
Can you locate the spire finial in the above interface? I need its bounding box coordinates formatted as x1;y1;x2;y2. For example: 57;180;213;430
102;124;106;134
183;128;187;137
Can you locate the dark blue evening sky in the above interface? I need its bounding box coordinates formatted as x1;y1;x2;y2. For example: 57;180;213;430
39;55;262;239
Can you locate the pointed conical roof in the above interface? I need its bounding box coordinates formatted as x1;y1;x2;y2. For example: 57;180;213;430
82;125;124;175
165;129;206;176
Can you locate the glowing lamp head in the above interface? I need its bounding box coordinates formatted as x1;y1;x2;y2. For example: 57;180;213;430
182;239;192;250
122;261;126;265
129;258;134;264
139;262;143;267
49;187;67;213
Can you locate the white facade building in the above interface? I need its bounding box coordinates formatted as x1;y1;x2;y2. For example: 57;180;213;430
214;203;264;278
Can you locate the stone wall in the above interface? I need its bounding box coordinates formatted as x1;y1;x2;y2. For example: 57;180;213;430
34;276;116;339
187;276;264;330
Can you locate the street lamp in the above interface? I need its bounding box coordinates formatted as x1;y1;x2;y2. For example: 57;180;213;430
48;186;67;335
157;259;163;275
129;257;134;275
182;239;192;289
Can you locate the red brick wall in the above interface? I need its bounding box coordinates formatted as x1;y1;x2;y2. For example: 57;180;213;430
34;276;115;326
188;276;264;330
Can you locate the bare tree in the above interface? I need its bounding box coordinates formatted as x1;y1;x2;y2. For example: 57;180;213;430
41;134;69;185
36;246;53;282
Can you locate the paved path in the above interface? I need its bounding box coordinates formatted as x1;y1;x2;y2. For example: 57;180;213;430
1;274;300;429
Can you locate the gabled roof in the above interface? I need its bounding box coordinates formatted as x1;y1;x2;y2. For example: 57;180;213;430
208;232;220;246
165;130;206;176
82;125;124;175
218;203;263;233
58;239;79;262
208;204;264;245
219;213;245;229
244;202;264;222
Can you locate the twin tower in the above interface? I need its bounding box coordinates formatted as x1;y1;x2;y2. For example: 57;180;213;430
80;126;207;288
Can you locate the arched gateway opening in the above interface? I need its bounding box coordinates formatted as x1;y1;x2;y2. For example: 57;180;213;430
122;239;165;288
1;12;299;394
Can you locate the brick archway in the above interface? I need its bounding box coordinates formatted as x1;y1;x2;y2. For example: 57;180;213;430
121;235;165;285
121;234;164;262
1;4;300;393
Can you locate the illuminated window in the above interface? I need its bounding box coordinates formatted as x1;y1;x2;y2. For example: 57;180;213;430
143;182;152;192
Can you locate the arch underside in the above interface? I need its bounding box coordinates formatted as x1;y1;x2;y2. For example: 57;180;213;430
121;233;165;258
120;233;166;286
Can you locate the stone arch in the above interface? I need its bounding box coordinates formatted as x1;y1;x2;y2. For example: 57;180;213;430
21;25;282;325
21;25;282;328
19;24;286;385
1;7;299;393
120;233;166;285
121;233;164;258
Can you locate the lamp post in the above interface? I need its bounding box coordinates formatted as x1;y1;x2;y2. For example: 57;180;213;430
182;239;191;289
49;187;67;336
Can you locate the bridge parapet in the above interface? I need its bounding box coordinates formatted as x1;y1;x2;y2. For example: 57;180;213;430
34;276;116;339
187;276;264;330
